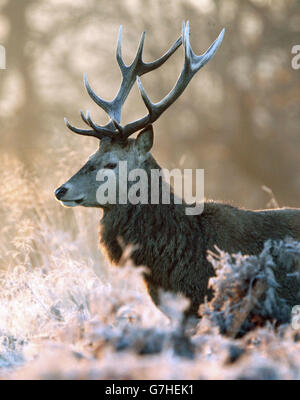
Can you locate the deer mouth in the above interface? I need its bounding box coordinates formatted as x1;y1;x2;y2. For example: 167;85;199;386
61;197;85;207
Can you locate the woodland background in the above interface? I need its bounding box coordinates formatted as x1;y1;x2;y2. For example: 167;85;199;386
1;0;299;209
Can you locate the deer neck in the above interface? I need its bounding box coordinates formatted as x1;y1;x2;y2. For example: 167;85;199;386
99;155;184;265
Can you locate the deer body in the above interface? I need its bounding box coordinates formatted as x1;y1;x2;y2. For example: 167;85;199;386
55;22;300;317
99;157;300;315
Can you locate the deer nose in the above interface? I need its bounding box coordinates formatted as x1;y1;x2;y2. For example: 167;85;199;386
55;186;68;200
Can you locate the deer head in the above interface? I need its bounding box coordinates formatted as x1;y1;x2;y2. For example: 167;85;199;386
55;21;225;208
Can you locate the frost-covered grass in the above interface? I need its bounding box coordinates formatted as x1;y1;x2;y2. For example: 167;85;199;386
0;155;300;380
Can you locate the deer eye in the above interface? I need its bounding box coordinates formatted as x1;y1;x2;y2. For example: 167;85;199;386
87;165;96;172
104;163;117;169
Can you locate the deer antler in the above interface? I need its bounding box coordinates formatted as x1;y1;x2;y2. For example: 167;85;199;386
122;21;225;138
65;21;225;141
65;26;182;140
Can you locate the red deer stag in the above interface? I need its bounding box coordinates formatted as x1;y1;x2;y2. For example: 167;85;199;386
55;22;300;317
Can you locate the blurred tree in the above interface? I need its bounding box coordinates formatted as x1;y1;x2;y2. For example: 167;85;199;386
0;0;41;159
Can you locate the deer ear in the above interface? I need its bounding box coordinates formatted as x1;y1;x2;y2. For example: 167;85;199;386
135;125;153;153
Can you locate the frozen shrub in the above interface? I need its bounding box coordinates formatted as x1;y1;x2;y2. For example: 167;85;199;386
200;238;300;337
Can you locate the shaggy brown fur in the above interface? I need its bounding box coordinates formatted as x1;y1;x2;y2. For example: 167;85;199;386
99;155;300;317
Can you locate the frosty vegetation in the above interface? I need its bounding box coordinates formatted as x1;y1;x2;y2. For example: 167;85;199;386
0;156;300;380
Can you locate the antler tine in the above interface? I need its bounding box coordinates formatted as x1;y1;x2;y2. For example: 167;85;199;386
183;21;225;74
80;110;89;125
85;110;103;131
137;77;153;115
131;31;146;69
83;74;112;117
85;110;116;138
64;117;100;138
120;21;225;138
65;113;115;140
139;36;182;75
116;26;127;71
